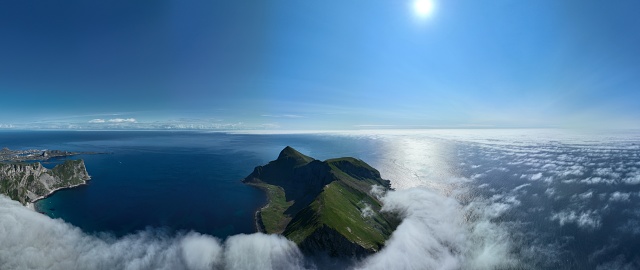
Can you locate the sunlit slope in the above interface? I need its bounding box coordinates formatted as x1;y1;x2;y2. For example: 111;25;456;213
243;146;397;256
0;160;90;205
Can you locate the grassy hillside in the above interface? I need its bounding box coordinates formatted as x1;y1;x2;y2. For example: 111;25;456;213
284;181;393;251
243;146;397;256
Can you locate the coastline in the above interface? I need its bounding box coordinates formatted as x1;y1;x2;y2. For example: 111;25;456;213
244;181;269;233
254;206;266;233
27;178;91;212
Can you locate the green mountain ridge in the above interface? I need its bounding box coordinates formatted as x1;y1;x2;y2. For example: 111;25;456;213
243;146;397;257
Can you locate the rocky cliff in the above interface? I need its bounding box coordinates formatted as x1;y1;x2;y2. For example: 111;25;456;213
243;146;397;258
0;159;91;205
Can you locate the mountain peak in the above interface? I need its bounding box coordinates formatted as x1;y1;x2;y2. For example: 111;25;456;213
277;146;314;165
278;146;300;158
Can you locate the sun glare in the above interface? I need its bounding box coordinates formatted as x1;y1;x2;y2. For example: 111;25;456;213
413;0;435;18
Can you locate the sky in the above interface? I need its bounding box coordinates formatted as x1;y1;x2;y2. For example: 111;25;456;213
1;0;639;130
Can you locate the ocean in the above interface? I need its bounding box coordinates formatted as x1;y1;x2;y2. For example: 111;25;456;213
1;129;639;269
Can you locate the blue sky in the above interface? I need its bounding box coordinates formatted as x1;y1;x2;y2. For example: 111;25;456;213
1;0;639;130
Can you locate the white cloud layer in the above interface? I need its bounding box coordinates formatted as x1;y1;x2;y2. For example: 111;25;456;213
108;118;137;123
357;188;516;270
0;186;518;270
0;196;305;270
89;118;137;124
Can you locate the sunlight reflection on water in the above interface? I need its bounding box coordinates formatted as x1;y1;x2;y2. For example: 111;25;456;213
372;135;458;191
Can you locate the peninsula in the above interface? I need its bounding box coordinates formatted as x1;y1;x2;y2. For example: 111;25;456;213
0;159;91;206
243;146;398;257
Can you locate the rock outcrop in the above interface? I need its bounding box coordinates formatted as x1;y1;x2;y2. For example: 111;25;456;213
243;146;397;258
0;160;91;205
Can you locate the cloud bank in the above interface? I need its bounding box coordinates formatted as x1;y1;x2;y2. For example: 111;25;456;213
357;188;465;269
0;196;305;270
0;185;516;270
89;118;137;123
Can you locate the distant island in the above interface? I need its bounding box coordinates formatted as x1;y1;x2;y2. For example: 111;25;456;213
0;148;92;208
0;147;101;163
243;146;398;257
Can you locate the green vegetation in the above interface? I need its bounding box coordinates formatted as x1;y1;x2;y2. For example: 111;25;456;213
249;182;294;233
284;181;392;251
243;146;397;256
0;160;89;205
51;159;86;188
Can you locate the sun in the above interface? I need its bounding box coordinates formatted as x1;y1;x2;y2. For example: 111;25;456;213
413;0;435;18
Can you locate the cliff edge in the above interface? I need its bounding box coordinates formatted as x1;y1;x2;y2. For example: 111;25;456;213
0;159;91;205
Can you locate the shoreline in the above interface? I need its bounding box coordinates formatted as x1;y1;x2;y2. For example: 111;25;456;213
27;178;91;212
244;181;269;233
254;207;265;233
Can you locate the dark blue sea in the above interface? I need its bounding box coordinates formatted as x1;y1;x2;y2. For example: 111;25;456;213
1;129;640;269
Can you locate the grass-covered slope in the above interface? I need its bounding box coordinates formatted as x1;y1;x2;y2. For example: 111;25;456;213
284;181;395;255
0;159;90;205
243;146;396;257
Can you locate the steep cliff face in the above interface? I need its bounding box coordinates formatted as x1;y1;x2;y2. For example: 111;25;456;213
243;146;397;257
0;159;90;205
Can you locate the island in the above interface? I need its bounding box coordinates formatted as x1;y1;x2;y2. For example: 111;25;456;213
0;147;100;163
243;146;398;257
0;159;91;207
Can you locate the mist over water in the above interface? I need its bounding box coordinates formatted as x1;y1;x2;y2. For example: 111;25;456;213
1;130;639;269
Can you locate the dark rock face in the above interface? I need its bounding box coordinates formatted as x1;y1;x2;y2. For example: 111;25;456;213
243;146;397;258
298;225;371;258
330;159;383;183
244;148;333;207
0;159;91;205
277;146;315;166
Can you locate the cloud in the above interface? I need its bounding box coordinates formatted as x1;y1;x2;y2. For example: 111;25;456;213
260;114;304;119
593;168;621;179
580;177;616;185
357;188;516;270
224;234;305;269
579;191;593;200
19;119;249;130
108;118;137;123
550;210;601;230
356;188;465;269
360;203;374;218
623;172;640;185
483;195;520;219
530;173;543;181
180;233;222;269
1;185;518;270
0;195;305;270
89;118;137;124
369;185;386;199
609;192;631;202
513;183;531;192
558;165;585;177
